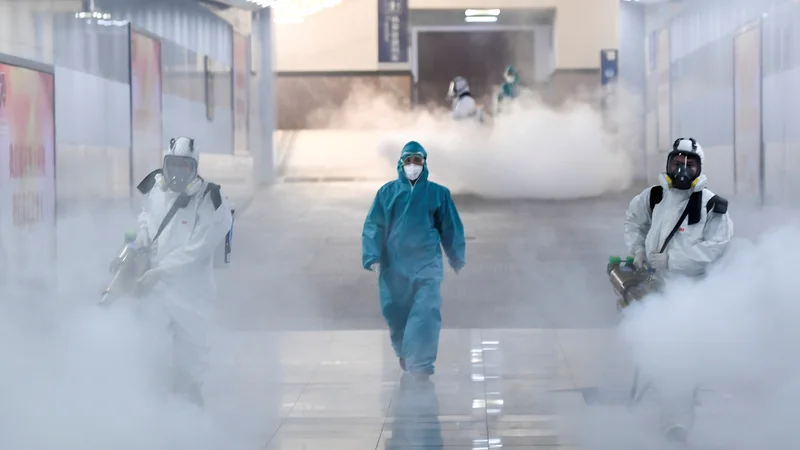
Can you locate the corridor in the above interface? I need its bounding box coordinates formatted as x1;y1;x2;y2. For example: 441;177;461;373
206;182;736;449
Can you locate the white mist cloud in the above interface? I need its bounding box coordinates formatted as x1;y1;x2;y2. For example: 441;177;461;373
575;225;800;448
310;84;639;199
0;210;268;450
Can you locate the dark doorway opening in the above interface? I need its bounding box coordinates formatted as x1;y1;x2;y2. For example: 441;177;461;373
415;30;535;109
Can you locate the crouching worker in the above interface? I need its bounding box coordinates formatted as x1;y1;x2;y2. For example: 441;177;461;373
362;141;466;381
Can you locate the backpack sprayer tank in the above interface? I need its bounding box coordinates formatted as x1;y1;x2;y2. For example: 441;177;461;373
99;231;151;306
607;256;664;310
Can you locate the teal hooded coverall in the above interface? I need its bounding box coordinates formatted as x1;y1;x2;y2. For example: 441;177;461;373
361;141;466;375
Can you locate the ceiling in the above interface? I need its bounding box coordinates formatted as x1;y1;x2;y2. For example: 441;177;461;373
409;8;554;27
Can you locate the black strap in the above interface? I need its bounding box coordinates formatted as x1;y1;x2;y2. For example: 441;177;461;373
648;185;663;211
151;193;191;245
203;182;223;210
658;200;692;254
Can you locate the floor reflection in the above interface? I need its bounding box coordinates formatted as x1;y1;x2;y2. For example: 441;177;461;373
384;373;443;449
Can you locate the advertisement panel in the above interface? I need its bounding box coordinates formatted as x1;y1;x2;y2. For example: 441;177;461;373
378;0;408;63
656;27;671;151
733;23;763;202
233;32;249;155
130;29;163;188
0;61;56;279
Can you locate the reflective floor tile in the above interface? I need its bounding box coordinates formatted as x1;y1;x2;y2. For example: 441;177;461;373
265;436;381;450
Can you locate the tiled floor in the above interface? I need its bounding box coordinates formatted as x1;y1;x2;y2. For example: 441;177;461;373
206;329;600;450
205;182;775;449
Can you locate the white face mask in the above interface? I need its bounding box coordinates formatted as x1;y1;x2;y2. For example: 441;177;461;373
404;164;423;181
505;75;515;83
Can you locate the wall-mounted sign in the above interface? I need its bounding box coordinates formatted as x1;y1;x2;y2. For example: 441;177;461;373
378;0;408;63
600;49;618;85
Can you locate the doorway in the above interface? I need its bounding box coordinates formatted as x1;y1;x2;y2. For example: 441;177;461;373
414;29;535;109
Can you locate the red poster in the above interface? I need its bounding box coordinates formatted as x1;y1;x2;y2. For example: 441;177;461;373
0;62;56;275
131;30;163;185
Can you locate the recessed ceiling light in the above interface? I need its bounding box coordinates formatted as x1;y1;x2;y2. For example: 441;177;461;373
465;16;498;22
465;9;500;16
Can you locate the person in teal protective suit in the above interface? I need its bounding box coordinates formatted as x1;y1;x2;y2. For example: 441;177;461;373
500;65;521;99
494;65;521;114
362;141;466;380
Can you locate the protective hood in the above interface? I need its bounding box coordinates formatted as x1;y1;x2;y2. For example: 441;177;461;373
447;76;471;99
397;140;429;182
660;137;707;193
504;65;520;84
163;136;201;193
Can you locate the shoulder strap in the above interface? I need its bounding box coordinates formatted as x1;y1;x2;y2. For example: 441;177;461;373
649;185;663;212
151;193;191;245
706;195;728;214
137;169;163;194
203;182;223;210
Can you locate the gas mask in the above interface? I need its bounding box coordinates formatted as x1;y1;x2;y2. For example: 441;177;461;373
163;154;198;192
404;164;423;181
666;151;701;190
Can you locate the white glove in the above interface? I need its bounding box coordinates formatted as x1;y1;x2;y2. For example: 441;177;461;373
369;263;380;273
134;228;151;249
648;252;669;271
633;250;647;269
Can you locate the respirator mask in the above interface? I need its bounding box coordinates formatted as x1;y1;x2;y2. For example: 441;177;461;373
402;154;425;182
666;139;701;190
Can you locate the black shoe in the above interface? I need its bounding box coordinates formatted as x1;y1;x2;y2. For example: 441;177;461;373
399;358;406;371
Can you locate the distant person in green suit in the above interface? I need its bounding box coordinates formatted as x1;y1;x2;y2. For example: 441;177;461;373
493;65;521;115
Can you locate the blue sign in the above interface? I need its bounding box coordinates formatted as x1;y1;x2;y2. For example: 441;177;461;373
378;0;408;63
601;49;618;85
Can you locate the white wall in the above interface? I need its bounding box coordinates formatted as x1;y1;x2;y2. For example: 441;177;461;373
274;0;619;72
0;0;81;65
55;68;132;203
645;0;797;203
275;0;377;72
619;1;645;178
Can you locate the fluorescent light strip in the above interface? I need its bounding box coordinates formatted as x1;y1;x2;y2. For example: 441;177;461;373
465;16;498;22
465;9;500;16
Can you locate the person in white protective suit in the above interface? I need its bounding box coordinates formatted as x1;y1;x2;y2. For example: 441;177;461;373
446;76;483;122
133;136;233;407
623;137;734;442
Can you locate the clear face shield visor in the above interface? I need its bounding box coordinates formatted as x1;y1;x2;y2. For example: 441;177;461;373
163;155;198;192
447;81;456;99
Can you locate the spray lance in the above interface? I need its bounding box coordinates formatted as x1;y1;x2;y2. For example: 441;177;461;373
607;255;665;310
99;231;151;307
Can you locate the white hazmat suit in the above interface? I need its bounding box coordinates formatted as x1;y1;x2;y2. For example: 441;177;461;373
134;136;233;407
447;76;483;122
623;137;734;442
624;138;733;277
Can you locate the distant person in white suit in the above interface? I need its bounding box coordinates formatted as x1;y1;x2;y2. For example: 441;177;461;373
446;76;484;123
